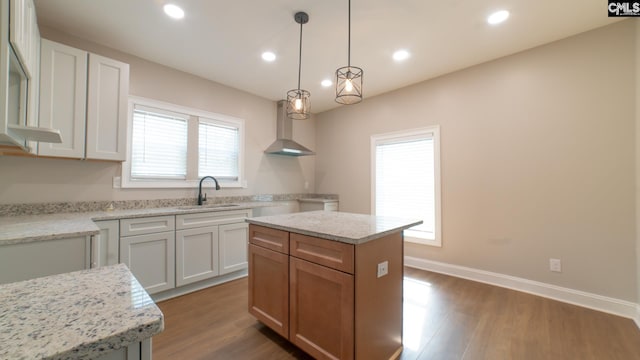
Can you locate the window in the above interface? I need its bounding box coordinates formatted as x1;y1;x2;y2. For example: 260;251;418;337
131;106;188;179
371;126;441;246
122;97;245;188
198;119;239;181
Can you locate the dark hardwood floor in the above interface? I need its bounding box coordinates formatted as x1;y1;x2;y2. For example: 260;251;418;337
153;267;640;359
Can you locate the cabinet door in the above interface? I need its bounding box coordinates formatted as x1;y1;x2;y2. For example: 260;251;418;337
175;226;219;286
248;243;289;338
8;0;31;73
290;257;354;360
120;231;175;294
38;39;87;158
25;21;39;154
219;222;248;275
94;220;120;267
0;236;91;284
86;53;129;161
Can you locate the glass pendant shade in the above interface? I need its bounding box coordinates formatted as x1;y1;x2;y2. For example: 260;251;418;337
286;89;311;120
286;12;311;120
335;66;363;105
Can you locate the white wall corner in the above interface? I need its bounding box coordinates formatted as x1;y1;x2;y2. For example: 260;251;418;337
405;256;638;320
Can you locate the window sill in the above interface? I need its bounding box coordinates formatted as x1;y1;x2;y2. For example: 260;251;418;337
404;235;441;247
121;179;246;189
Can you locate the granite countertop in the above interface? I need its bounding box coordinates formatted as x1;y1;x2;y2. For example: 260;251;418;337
0;202;274;246
297;198;338;203
246;211;422;244
0;263;164;360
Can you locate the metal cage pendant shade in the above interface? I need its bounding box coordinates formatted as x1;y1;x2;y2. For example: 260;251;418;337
287;12;311;120
335;0;363;105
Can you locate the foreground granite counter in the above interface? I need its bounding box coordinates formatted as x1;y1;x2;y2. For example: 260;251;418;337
0;263;164;360
245;210;422;244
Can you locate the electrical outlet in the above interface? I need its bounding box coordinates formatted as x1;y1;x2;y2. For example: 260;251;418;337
112;176;121;189
377;261;389;278
549;258;562;272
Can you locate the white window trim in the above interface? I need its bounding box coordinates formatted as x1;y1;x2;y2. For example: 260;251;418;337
122;96;246;189
370;126;442;247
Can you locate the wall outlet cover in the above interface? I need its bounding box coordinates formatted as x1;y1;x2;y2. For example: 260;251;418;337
549;258;562;272
377;261;389;278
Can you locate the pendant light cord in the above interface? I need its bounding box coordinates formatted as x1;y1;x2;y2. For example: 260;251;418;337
297;20;303;90
347;0;351;66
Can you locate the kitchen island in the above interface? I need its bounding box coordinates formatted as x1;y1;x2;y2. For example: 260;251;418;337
246;211;422;360
0;263;164;360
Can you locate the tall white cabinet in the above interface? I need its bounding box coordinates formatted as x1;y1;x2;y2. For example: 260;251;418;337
38;39;129;160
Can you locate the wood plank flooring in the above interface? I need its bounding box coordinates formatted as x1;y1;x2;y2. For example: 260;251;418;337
153;267;640;359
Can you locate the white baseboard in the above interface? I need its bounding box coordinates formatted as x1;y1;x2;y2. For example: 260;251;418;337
405;256;638;325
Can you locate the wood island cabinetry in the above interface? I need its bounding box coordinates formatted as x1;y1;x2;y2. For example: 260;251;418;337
247;211;419;360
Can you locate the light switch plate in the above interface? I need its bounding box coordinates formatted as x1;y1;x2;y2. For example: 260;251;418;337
377;261;389;278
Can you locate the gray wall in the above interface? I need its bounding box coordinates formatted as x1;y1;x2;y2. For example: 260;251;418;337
0;26;316;203
315;21;637;302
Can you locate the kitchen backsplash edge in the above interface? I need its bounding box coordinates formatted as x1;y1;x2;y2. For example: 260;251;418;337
0;193;338;217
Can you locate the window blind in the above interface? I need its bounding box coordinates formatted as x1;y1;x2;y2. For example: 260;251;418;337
198;120;239;181
375;136;435;239
131;107;188;179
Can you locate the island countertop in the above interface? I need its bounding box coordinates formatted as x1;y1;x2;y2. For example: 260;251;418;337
0;263;164;360
246;211;422;244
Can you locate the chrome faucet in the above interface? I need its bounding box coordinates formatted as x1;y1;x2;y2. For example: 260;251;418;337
198;176;221;205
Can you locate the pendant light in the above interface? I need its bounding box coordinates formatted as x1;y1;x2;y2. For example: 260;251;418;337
335;0;363;105
287;12;311;120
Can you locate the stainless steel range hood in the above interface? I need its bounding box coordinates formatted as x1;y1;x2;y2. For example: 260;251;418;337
264;100;315;156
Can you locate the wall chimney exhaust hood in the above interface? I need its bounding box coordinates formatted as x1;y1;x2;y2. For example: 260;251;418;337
264;100;315;156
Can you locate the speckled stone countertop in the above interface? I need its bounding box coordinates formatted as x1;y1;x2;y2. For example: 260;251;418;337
0;202;273;246
246;211;422;244
297;198;338;203
0;263;163;360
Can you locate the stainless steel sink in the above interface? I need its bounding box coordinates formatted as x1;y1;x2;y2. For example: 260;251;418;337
178;204;241;210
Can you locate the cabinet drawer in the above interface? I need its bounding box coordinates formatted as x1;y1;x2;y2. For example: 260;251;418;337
290;233;354;274
176;209;251;230
249;224;289;254
120;215;175;237
324;202;339;211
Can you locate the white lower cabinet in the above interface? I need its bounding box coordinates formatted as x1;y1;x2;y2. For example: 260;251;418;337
120;231;175;295
117;209;251;296
176;225;219;286
0;236;91;284
94;220;119;267
219;222;249;275
175;209;251;286
94;339;151;360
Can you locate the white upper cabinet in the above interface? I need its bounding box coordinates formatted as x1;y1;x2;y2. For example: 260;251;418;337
86;53;129;160
9;0;36;76
38;39;87;158
38;39;129;160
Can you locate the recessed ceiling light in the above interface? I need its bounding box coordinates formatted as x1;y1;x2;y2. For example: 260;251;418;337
487;10;509;25
261;51;276;62
321;79;332;87
392;49;410;62
164;4;185;19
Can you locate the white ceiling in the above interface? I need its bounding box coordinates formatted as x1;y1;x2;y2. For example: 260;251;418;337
34;0;619;114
